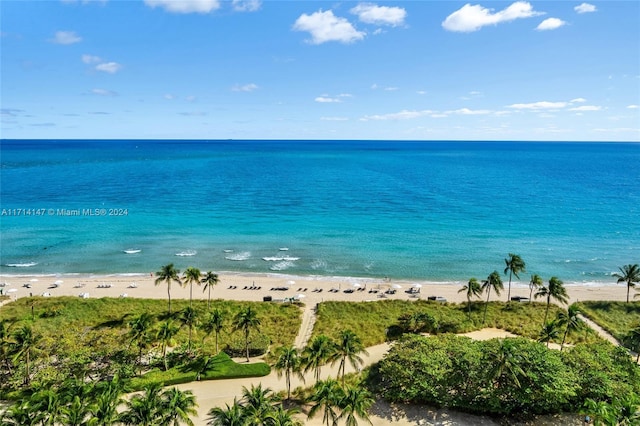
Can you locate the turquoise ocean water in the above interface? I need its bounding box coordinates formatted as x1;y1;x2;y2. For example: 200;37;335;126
1;140;638;285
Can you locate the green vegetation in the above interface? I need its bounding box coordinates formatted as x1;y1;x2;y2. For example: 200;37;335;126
370;334;640;417
0;296;300;397
575;300;640;350
312;299;600;348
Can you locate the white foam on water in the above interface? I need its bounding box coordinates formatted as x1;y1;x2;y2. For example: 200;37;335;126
123;249;141;254
225;251;251;261
175;250;197;257
270;261;295;271
5;262;38;267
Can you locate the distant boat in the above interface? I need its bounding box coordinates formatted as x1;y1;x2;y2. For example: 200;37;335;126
123;249;142;254
175;250;197;257
279;247;289;251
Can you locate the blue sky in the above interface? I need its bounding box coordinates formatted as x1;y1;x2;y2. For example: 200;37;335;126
1;0;638;141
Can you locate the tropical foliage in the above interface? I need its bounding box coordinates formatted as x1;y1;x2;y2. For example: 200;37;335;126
372;334;640;417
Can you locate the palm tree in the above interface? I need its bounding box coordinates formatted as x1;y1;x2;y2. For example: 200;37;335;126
489;339;525;389
206;399;245;426
183;266;202;308
61;395;92;426
613;264;640;303
556;304;583;351
504;253;526;302
157;320;180;371
307;378;343;426
161;387;198;426
481;271;503;324
88;377;124;426
302;334;335;382
528;274;543;303
233;306;261;362
538;321;560;348
264;404;302;426
155;263;182;314
241;384;277;424
127;312;154;370
10;325;40;386
459;278;482;321
337;385;374;426
179;306;198;353
274;345;305;400
535;276;568;326
623;323;640;363
119;383;163;426
328;330;368;385
201;309;225;354
201;271;220;310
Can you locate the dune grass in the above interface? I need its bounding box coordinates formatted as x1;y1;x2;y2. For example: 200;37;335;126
575;301;640;343
312;299;601;347
1;296;301;351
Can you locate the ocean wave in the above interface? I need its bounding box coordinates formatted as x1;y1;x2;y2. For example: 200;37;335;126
310;260;327;270
270;261;295;271
5;262;38;267
225;251;251;261
262;256;300;262
123;249;141;254
175;250;197;257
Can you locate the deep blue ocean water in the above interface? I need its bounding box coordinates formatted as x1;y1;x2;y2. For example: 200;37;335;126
1;140;638;285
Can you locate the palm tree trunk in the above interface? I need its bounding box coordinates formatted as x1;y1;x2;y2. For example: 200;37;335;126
627;283;630;303
167;285;172;314
544;295;551;325
190;282;193;308
286;370;291;400
483;287;491;324
215;331;219;354
245;330;250;362
467;295;472;321
561;327;569;351
188;325;192;353
507;270;513;302
207;286;211;310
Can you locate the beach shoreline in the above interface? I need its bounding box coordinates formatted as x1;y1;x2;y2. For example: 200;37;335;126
0;271;629;305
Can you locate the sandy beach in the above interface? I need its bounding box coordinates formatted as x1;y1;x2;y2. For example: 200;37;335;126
0;272;629;305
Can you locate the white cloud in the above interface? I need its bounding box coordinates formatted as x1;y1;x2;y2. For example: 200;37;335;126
232;83;259;92
82;54;102;64
232;0;261;12
350;3;407;27
448;108;492;115
91;88;117;96
536;17;566;31
321;116;349;121
95;62;122;74
627;105;639;109
293;10;365;44
50;30;82;45
569;105;602;111
362;109;434;120
164;94;175;100
315;96;342;103
61;0;108;4
442;1;544;32
570;97;586;103
574;3;597;14
417;90;427;95
508;101;568;110
144;0;220;14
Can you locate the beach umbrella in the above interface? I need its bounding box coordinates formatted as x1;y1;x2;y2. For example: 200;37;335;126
30;278;39;282
297;294;306;298
55;280;63;285
393;284;402;289
287;280;296;285
413;283;422;288
352;283;362;288
7;289;17;293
